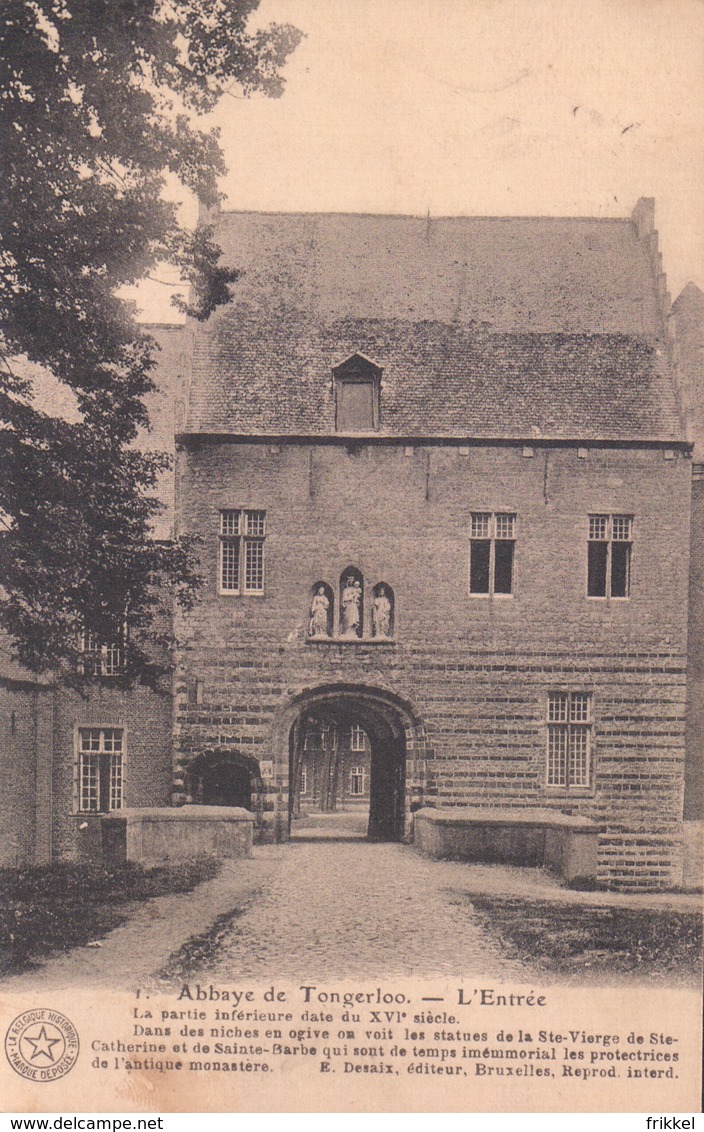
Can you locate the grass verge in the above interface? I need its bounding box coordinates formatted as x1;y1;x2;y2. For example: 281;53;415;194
0;858;220;978
157;907;247;982
469;895;703;984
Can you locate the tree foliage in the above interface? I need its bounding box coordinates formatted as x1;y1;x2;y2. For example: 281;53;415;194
0;0;302;679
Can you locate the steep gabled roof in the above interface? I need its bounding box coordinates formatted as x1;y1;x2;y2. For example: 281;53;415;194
183;209;685;443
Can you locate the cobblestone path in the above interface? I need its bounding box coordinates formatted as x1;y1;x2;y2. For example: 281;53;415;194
199;840;528;982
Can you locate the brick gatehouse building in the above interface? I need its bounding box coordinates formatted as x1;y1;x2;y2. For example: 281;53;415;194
171;199;699;890
2;199;702;891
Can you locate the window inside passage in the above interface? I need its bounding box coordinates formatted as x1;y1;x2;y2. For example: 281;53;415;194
350;724;366;751
350;766;365;795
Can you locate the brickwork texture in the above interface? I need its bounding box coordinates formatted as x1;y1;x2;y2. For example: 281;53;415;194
174;439;691;890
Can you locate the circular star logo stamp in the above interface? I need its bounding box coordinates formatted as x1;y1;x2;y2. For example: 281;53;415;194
5;1009;79;1082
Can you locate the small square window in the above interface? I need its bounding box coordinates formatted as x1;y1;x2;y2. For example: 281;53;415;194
220;510;241;537
495;513;515;540
612;515;632;542
470;513;491;539
570;693;590;724
547;693;569;724
588;515;609;541
245;511;266;537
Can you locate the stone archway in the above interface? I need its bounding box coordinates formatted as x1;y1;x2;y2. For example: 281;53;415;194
184;749;262;811
280;685;429;842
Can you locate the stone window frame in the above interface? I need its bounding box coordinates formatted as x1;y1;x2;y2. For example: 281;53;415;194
219;509;266;596
76;726;125;813
587;513;633;600
545;692;593;792
469;511;517;597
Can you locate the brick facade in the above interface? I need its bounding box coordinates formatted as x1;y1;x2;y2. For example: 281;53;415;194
0;678;53;867
174;438;691;888
0;672;172;865
51;683;173;860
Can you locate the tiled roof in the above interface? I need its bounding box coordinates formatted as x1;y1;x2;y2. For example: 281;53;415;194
183;211;684;442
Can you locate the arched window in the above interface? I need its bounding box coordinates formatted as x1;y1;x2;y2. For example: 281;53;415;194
339;567;364;638
371;582;395;638
308;582;334;638
184;750;260;810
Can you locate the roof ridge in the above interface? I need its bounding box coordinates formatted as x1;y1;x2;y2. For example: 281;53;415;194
215;208;631;223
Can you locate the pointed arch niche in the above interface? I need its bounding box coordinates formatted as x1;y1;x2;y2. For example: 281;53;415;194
305;572;396;645
372;582;395;639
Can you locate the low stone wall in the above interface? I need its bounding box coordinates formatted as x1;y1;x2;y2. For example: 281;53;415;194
101;805;254;866
413;807;598;887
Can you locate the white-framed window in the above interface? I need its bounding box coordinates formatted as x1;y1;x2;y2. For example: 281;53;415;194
300;764;308;796
350;724;366;751
350;766;365;796
80;631;125;676
587;514;632;598
77;727;124;812
321;722;337;750
469;512;516;595
219;509;266;594
546;693;592;789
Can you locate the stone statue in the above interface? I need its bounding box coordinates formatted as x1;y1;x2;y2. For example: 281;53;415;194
308;586;330;637
372;585;392;638
341;576;362;637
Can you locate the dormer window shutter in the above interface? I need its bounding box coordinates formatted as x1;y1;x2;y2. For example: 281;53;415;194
333;354;382;432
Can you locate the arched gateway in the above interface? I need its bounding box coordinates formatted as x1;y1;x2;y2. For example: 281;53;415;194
281;685;428;842
184;749;262;811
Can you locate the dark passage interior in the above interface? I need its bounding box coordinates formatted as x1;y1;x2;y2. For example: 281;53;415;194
288;691;407;841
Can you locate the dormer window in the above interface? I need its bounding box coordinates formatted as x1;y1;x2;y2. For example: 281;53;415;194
333;354;381;432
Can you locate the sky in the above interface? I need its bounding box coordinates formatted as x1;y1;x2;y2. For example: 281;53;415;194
133;0;704;320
